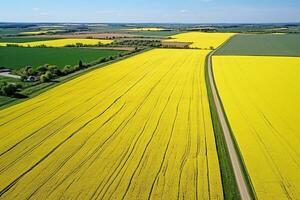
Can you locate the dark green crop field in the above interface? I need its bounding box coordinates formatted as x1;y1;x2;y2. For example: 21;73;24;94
0;37;56;43
0;47;125;70
0;28;22;35
215;34;300;56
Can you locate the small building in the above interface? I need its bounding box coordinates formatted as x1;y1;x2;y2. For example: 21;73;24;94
26;76;40;82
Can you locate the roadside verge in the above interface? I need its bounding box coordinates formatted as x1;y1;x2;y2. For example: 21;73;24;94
205;47;256;200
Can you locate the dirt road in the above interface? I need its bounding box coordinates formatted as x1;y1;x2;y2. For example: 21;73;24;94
207;51;252;200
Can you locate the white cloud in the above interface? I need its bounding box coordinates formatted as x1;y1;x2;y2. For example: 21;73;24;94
180;9;189;13
39;12;49;16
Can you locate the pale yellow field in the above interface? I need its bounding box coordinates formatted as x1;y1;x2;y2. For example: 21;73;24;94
125;27;167;31
213;56;300;200
19;30;63;35
0;38;113;47
165;32;235;49
0;49;223;199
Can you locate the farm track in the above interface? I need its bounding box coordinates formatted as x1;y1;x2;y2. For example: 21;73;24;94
0;49;223;199
207;52;252;200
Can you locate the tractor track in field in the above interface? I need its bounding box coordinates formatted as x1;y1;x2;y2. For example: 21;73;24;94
207;51;252;200
46;67;174;198
0;67;152;173
0;57;158;156
91;62;181;200
0;49;223;199
93;55;190;200
0;65;155;197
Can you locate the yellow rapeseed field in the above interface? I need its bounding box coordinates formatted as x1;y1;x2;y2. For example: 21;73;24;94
0;38;113;47
0;49;223;199
213;56;300;200
164;32;235;49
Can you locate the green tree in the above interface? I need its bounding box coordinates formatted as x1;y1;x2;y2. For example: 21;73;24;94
45;71;53;80
36;65;48;75
0;82;21;97
62;65;73;75
21;66;35;76
79;60;84;69
47;65;61;77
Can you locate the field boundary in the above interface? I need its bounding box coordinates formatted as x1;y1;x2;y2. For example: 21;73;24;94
204;54;240;200
214;33;300;57
0;48;152;110
205;36;257;200
213;54;300;58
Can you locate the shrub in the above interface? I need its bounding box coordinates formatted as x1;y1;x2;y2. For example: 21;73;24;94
65;44;76;47
40;74;48;82
40;70;54;82
20;66;35;76
79;60;85;69
45;71;53;80
6;44;20;47
73;65;81;71
47;65;61;77
20;75;28;82
36;65;48;75
62;65;73;75
0;82;22;97
75;43;84;47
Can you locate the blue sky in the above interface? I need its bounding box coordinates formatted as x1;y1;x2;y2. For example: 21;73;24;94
1;0;300;23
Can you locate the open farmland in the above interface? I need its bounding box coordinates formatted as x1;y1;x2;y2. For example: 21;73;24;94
215;34;300;56
125;27;168;31
0;49;223;199
0;47;124;70
0;37;56;43
0;38;113;47
212;56;300;199
19;30;64;35
130;30;180;37
0;28;22;35
164;32;235;49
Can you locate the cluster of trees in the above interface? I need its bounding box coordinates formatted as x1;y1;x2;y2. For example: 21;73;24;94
17;50;138;83
0;82;22;97
6;43;108;48
60;55;126;76
6;39;160;49
6;42;112;48
0;48;142;98
64;42;110;48
6;44;48;48
162;45;215;50
113;40;162;47
18;64;62;83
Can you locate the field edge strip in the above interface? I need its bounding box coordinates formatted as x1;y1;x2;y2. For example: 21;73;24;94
205;48;257;200
204;52;240;200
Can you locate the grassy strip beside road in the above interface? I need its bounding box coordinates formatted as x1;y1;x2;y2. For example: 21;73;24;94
204;54;241;200
206;51;257;200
